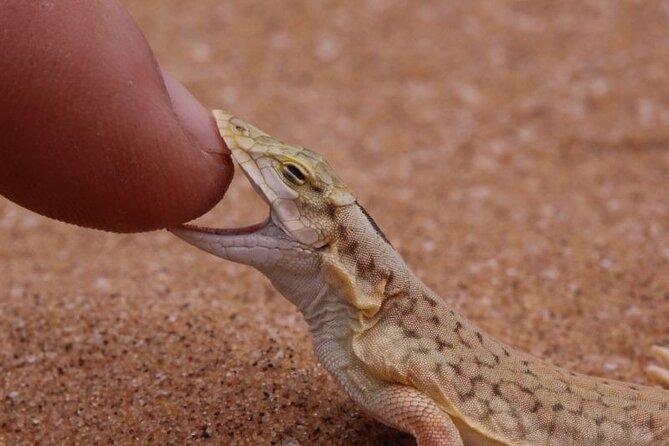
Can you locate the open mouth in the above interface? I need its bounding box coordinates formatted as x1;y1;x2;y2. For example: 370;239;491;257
175;141;275;237
179;216;271;236
172;109;319;246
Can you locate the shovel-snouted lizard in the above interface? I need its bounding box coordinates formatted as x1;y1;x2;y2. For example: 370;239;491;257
172;110;669;446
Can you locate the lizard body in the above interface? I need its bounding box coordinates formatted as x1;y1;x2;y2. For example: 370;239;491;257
172;110;669;445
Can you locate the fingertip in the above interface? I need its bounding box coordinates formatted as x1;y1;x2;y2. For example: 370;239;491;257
155;68;234;230
161;68;231;157
0;0;234;233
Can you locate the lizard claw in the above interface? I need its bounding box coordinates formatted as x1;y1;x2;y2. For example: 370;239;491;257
646;345;669;389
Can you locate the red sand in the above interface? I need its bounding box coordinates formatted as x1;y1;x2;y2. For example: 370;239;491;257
2;1;669;444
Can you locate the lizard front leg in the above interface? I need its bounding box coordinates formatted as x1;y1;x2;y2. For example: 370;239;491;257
647;345;669;388
364;384;464;446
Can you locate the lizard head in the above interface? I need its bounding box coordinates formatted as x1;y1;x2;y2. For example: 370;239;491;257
213;110;355;247
171;110;355;272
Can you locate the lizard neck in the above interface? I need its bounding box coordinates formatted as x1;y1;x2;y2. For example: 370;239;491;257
299;203;419;400
322;202;414;321
276;201;414;322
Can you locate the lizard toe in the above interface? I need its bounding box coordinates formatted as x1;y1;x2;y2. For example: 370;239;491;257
646;345;669;389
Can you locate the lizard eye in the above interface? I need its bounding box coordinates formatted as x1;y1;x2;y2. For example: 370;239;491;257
283;163;306;185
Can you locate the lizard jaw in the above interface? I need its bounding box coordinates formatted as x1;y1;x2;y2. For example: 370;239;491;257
178;217;271;237
171;109;323;262
169;122;304;264
170;154;290;262
170;214;304;268
171;156;275;241
170;140;303;247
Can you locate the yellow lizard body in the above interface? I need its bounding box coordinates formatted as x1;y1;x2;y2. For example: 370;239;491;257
172;110;669;445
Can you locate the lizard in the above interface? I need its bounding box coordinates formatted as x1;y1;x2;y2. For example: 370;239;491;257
171;109;669;446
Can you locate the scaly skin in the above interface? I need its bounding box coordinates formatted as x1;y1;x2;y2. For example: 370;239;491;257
172;110;669;446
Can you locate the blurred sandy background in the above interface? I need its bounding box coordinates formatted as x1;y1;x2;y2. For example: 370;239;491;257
2;1;669;444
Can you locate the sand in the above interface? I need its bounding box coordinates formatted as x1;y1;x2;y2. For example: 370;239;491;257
2;1;669;444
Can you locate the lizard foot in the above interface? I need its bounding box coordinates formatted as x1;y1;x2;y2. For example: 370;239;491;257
366;385;464;446
646;345;669;389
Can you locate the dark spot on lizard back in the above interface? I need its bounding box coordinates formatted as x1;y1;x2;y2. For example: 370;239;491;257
525;369;539;379
530;401;542;413
400;297;418;316
423;294;438;307
325;203;336;218
646;417;656;430
355;256;377;277
337;224;347;238
547;420;557;437
403;329;419;338
341;239;359;256
453;321;473;349
435;336;453;351
516;383;534;395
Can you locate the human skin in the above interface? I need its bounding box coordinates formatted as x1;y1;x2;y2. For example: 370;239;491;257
0;0;233;232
